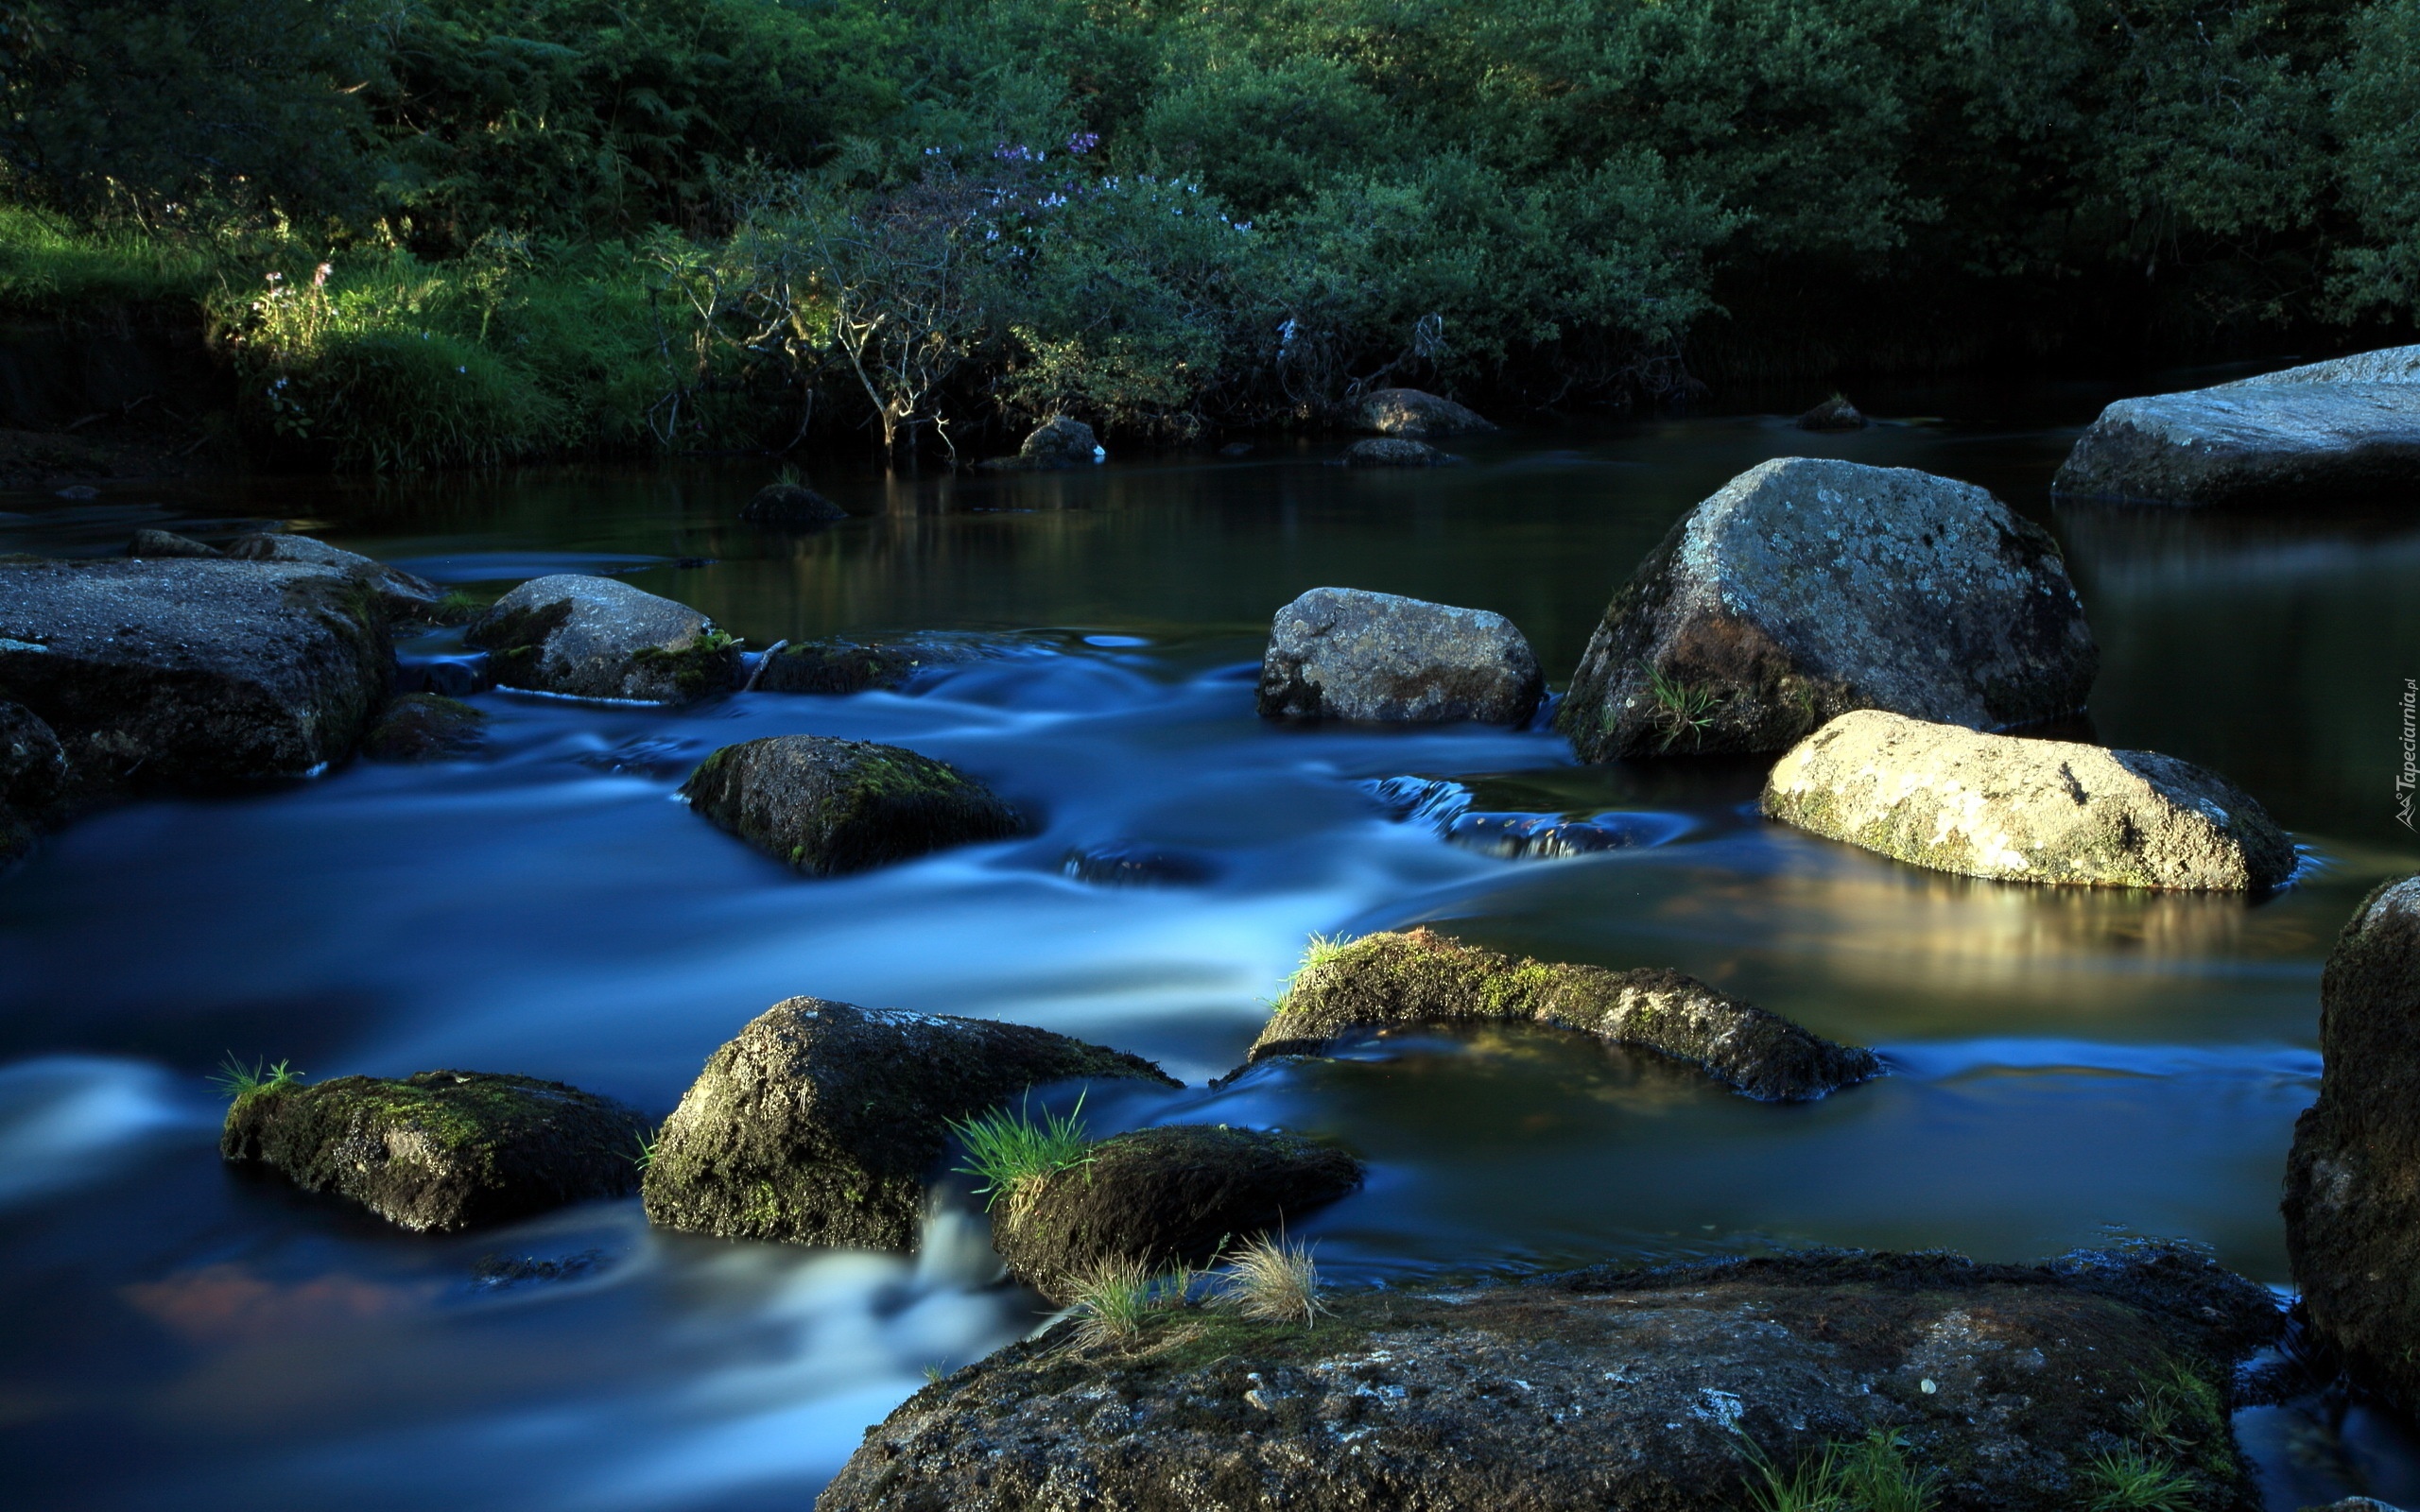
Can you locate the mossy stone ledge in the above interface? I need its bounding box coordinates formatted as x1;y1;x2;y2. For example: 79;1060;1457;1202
680;733;1025;877
641;997;1179;1251
1248;927;1877;1101
219;1070;652;1232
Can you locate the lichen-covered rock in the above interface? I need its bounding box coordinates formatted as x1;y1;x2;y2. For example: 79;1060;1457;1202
1796;393;1867;431
0;558;390;788
681;734;1026;876
642;997;1179;1251
1338;437;1460;467
1248;928;1877;1101
1763;711;2295;891
223;532;444;621
1352;388;1497;438
752;636;1007;696
1556;458;2097;761
1256;587;1542;726
219;1070;651;1232
2053;346;2420;507
979;417;1103;472
739;483;846;524
465;574;736;702
2285;876;2420;1414
127;528;222;558
820;1246;2279;1512
992;1126;1363;1298
361;693;487;763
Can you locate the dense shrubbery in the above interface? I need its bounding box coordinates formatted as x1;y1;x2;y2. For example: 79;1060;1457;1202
0;0;2411;469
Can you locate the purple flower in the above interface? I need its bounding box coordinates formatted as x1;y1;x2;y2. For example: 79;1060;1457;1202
1067;131;1100;156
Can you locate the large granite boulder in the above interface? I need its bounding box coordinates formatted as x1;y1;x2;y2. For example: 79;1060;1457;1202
821;1246;2279;1512
465;574;736;702
1248;927;1878;1102
223;532;445;620
680;734;1025;876
2053;346;2420;507
1763;711;2296;891
1352;387;1497;438
220;1070;651;1232
979;417;1103;472
641;997;1179;1251
1256;587;1542;726
1556;458;2097;762
2286;875;2420;1413
0;558;390;788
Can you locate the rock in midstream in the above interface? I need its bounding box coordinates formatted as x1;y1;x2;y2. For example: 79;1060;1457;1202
1555;457;2097;762
979;416;1103;472
739;482;847;524
1364;775;1664;860
1761;711;2296;891
1795;393;1869;431
222;532;446;621
219;1070;653;1232
1338;437;1461;467
1246;927;1878;1101
681;733;1026;877
641;997;1179;1251
2286;875;2420;1416
1256;587;1542;726
465;573;736;702
819;1246;2281;1512
1351;387;1497;438
752;635;1014;696
2052;344;2420;506
361;693;488;763
0;557;390;789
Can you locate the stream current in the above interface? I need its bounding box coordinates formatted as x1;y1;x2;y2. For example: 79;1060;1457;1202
2;373;2416;1510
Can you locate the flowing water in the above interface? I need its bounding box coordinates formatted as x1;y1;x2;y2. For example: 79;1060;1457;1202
4;374;2417;1510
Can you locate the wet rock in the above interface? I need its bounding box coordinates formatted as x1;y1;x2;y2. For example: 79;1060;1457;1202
127;528;222;558
992;1125;1363;1299
464;574;736;703
1256;587;1543;726
0;701;62;862
1557;457;2097;761
739;482;846;524
394;657;488;697
219;1070;652;1232
980;417;1103;472
1062;840;1219;887
2053;346;2420;507
1763;711;2295;891
680;734;1025;876
1352;387;1497;438
361;693;487;763
821;1245;2279;1512
223;532;444;621
2286;876;2420;1415
1338;437;1460;467
1364;776;1674;860
1250;927;1878;1101
641;997;1178;1251
1796;393;1868;431
0;558;390;788
752;636;1005;696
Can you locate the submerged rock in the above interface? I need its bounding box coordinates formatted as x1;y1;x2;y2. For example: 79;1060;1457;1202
127;528;222;558
2286;876;2420;1414
641;997;1179;1251
465;574;736;702
1338;437;1459;467
1795;393;1868;431
739;482;846;524
0;558;389;788
752;636;1007;696
1557;457;2097;761
1364;775;1672;860
223;532;444;621
1061;840;1219;887
681;734;1026;876
361;693;487;763
1762;711;2296;890
821;1245;2279;1512
219;1070;652;1232
992;1125;1363;1300
2053;345;2420;506
1352;387;1497;438
1257;587;1543;726
980;417;1103;472
1250;928;1878;1101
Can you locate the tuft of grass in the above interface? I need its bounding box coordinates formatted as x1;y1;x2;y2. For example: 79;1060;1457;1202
2081;1445;2198;1512
2123;1357;2224;1462
1276;931;1356;1004
1065;1254;1161;1349
947;1091;1094;1211
922;1361;945;1384
630;1134;659;1172
1216;1234;1325;1328
1737;1429;1935;1512
1640;659;1725;752
209;1054;302;1103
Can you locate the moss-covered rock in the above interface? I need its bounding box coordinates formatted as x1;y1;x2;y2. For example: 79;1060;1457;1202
1352;387;1496;438
1338;437;1460;467
361;693;487;763
219;1070;652;1232
1248;928;1877;1102
680;733;1025;877
1763;711;2295;890
820;1245;2279;1512
752;636;1006;696
465;574;737;702
641;997;1180;1251
993;1125;1363;1299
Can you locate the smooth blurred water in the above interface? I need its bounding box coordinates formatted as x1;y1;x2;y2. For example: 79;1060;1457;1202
2;376;2416;1509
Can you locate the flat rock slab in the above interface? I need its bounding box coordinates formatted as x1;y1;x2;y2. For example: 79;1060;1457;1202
1249;928;1877;1101
0;558;390;788
1762;711;2295;890
1257;587;1542;726
821;1247;2279;1512
1353;388;1496;438
682;734;1025;876
993;1125;1364;1299
219;1071;651;1232
642;997;1179;1251
466;574;735;702
1556;458;2096;761
2053;345;2420;506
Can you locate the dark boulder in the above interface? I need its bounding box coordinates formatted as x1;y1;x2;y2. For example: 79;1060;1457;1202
465;574;736;703
0;700;63;863
361;693;488;763
127;528;222;558
752;636;1007;696
1796;393;1868;431
740;483;847;524
980;417;1103;472
641;997;1179;1251
1557;458;2097;761
680;734;1025;876
219;1070;652;1232
1352;387;1497;439
1338;437;1459;468
222;532;445;621
1256;587;1542;726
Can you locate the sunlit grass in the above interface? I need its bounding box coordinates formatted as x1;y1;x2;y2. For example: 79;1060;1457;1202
1215;1234;1324;1327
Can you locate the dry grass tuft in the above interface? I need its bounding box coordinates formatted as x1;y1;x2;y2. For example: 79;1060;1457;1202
1217;1234;1325;1327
